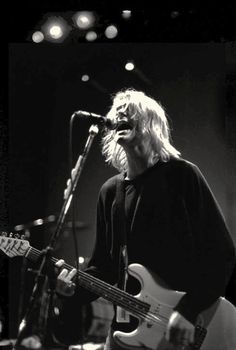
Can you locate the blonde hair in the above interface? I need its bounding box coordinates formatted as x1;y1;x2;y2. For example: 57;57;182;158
102;89;180;173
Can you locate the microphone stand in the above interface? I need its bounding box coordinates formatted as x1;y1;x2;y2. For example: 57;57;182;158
15;124;99;349
17;229;30;330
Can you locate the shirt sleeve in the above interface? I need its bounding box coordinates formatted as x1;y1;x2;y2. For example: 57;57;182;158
174;162;236;323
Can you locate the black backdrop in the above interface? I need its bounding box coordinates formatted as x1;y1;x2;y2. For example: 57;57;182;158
4;42;236;338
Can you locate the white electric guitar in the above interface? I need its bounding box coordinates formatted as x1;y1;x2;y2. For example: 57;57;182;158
1;233;236;350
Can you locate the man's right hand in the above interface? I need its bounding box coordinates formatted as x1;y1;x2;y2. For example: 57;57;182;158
55;259;77;297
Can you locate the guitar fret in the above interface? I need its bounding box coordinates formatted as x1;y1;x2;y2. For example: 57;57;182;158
78;276;148;313
0;237;155;324
25;248;209;336
79;279;148;318
28;247;150;318
18;248;175;326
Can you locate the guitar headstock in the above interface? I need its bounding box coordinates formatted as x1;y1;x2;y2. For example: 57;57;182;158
0;232;30;258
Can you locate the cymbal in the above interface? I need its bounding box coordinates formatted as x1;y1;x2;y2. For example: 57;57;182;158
14;215;88;231
14;215;57;231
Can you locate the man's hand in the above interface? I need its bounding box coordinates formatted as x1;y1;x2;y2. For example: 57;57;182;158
55;259;77;297
166;311;195;349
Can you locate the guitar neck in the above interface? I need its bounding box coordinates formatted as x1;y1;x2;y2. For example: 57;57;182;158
26;246;149;318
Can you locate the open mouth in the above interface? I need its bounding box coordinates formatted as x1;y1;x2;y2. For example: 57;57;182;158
116;121;133;132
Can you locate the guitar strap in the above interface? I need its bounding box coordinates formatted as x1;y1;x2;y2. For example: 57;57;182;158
115;176;129;291
115;176;130;322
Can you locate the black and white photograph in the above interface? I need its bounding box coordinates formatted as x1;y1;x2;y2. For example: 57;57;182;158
1;3;236;350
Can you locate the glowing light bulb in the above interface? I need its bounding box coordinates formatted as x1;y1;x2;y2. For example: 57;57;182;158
49;25;63;39
81;74;90;82
79;256;85;264
121;10;132;19
74;11;95;29
105;25;118;39
32;31;44;43
85;31;97;41
125;62;135;71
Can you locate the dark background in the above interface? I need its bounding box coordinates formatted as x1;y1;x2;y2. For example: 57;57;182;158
1;2;236;342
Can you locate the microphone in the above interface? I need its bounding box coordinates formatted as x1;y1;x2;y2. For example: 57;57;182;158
73;110;117;130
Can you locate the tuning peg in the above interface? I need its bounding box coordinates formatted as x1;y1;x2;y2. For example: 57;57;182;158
14;233;20;239
9;232;13;238
21;235;25;239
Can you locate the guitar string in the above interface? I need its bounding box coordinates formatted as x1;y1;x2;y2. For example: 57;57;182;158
27;247;169;327
28;247;149;309
1;239;167;325
28;247;169;327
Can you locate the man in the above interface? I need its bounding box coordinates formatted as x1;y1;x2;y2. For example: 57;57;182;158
55;89;236;349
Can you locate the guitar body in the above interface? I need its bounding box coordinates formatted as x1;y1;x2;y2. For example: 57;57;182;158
113;264;236;350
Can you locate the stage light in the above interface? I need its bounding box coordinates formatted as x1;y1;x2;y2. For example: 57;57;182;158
81;74;90;82
85;31;97;41
47;215;56;222
49;25;63;39
14;224;24;231
33;219;43;226
121;10;132;19
170;11;180;19
79;256;85;264
32;31;44;43
42;16;70;43
105;25;118;39
125;62;135;71
73;11;95;29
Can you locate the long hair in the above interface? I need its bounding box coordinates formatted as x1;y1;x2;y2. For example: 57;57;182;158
101;89;181;173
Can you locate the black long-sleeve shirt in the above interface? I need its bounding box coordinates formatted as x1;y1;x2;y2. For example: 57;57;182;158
58;158;236;329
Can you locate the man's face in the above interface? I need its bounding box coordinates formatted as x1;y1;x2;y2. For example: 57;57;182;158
113;103;147;149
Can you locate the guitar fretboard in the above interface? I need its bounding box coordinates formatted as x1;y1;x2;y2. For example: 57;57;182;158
26;246;151;321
